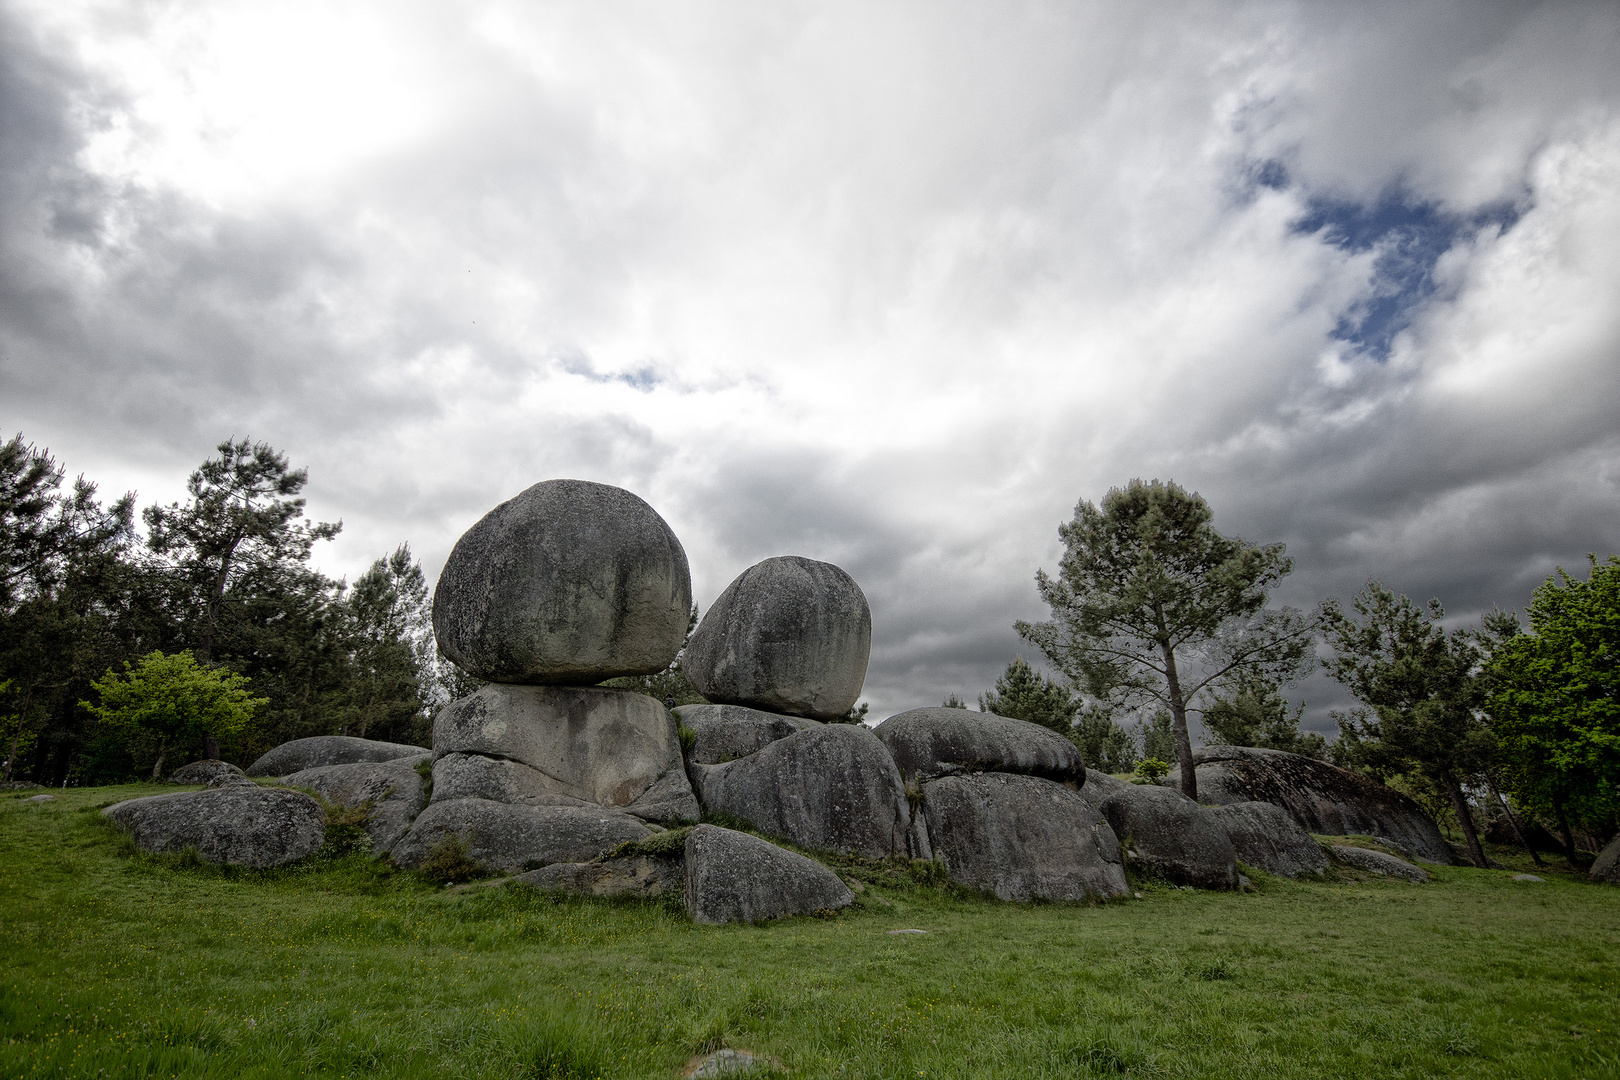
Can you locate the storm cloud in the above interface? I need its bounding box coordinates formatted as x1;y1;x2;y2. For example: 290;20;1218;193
3;0;1618;730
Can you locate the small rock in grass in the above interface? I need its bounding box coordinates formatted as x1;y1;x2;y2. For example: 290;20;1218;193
24;793;55;803
887;928;927;935
1330;844;1429;883
685;1048;781;1078
1512;874;1545;882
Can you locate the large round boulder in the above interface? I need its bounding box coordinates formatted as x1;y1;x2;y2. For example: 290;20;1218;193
282;758;430;854
1205;801;1328;878
102;787;326;869
1589;833;1620;885
432;479;692;684
246;736;428;778
876;708;1085;784
687;724;919;859
683;556;870;721
1189;745;1455;864
684;824;855;924
1098;784;1238;890
672;703;822;765
921;772;1128;902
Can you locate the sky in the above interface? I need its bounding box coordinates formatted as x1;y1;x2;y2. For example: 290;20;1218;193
3;1;1618;734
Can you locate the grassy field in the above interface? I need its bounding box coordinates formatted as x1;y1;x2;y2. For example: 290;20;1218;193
2;784;1618;1079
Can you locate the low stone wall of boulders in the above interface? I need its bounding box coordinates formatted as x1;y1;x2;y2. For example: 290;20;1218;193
102;478;1507;922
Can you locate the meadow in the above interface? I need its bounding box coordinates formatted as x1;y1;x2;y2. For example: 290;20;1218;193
2;784;1617;1079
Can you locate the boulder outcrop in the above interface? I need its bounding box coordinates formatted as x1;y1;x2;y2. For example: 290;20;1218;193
1187;746;1456;864
921;772;1128;901
431;479;692;684
672;703;821;765
683;556;870;721
688;724;919;858
1330;844;1429;883
876;708;1085;784
283;758;429;853
432;683;687;808
1590;834;1620;885
246;736;428;778
1099;784;1238;889
169;759;246;785
512;853;684;899
102;787;326;869
1205;801;1328;878
684;824;854;924
391;798;651;875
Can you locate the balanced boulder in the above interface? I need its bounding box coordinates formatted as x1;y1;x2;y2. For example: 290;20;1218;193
102;787;325;869
921;772;1127;901
433;683;687;808
390;798;650;875
683;556;870;721
169;759;246;785
689;724;919;858
1188;746;1455;864
684;824;854;924
1099;785;1238;889
246;736;428;778
673;703;821;765
1205;801;1328;878
282;758;429;853
1331;844;1429;883
876;708;1085;784
432;479;692;684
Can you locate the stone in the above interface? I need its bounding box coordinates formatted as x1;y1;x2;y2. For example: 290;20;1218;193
1513;874;1545;882
625;766;701;824
246;736;428;778
24;793;55;803
683;556;871;721
102;787;325;869
683;824;854;924
921;772;1128;902
390;798;650;875
688;724;920;859
1074;769;1132;811
686;1049;782;1077
1205;801;1328;878
511;854;684;899
1098;784;1238;890
430;752;592;808
673;703;821;765
433;684;681;808
1187;746;1457;864
1591;832;1620;885
282;758;430;853
169;759;246;785
875;707;1085;783
432;479;692;684
209;774;258;789
1330;844;1429;883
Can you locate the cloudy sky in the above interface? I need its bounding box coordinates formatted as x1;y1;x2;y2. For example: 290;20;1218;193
3;1;1618;732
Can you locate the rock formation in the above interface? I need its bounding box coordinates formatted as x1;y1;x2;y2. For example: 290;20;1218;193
1186;745;1456;864
1592;833;1620;885
103;787;326;869
1204;801;1328;878
877;707;1086;784
282;758;429;853
672;703;821;765
246;735;428;778
1099;784;1239;889
683;556;871;721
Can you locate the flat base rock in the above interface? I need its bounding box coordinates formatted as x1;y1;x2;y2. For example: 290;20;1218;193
433;684;682;807
684;824;854;924
247;736;429;778
103;787;326;869
1190;746;1455;865
390;798;651;874
689;724;919;859
1206;801;1328;878
922;772;1127;901
685;1049;782;1077
1331;844;1429;882
512;853;683;898
876;708;1085;784
672;704;821;765
169;760;246;785
1593;833;1620;885
1099;784;1238;890
431;751;700;825
283;757;430;853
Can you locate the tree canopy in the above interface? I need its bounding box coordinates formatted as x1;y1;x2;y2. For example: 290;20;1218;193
82;650;266;780
1017;478;1313;799
1202;669;1327;759
978;658;1078;733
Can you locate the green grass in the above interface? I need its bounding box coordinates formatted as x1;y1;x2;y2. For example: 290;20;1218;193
2;785;1618;1079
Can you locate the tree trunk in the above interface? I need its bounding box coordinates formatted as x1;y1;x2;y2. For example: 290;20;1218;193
1486;774;1542;868
3;680;35;782
1553;797;1578;864
204;733;219;760
1439;771;1488;868
1161;644;1196;801
149;736;167;782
